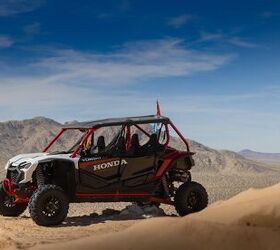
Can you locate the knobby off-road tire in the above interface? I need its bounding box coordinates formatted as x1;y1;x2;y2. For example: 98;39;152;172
0;185;27;217
174;181;208;216
29;185;69;226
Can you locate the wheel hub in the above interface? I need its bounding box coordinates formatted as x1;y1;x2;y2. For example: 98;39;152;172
42;196;60;217
187;192;199;208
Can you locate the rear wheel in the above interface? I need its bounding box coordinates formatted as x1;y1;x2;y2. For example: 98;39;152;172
29;185;69;226
174;181;208;216
0;185;27;217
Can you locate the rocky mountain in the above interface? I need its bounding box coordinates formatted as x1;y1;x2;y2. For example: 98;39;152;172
0;117;61;168
238;149;280;164
169;138;276;174
0;117;277;175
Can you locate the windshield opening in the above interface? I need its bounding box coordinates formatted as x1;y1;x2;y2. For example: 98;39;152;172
46;129;88;154
82;126;123;155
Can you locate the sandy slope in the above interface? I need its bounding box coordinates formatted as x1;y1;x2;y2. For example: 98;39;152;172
0;183;279;249
0;173;279;250
0;212;138;249
34;183;280;250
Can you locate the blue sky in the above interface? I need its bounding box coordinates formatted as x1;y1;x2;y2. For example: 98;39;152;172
0;0;279;152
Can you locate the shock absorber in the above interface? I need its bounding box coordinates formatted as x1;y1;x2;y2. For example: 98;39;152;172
36;165;45;186
162;175;171;197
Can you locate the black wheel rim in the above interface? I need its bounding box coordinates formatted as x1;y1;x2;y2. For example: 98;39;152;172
186;191;201;210
42;195;61;218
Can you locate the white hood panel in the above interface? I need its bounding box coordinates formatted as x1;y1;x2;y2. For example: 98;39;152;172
6;152;80;184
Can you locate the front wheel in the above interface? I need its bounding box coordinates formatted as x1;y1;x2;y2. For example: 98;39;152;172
0;185;27;217
174;181;208;216
28;185;69;226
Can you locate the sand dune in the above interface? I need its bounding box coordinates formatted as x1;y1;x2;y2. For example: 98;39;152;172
0;182;279;249
35;183;280;250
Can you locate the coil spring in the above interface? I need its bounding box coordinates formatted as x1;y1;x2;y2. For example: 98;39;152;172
36;166;45;186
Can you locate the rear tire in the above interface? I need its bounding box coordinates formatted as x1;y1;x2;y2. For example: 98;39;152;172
28;185;69;226
174;181;208;216
0;187;27;217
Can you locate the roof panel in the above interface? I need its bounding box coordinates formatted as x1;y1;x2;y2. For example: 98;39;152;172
64;115;170;129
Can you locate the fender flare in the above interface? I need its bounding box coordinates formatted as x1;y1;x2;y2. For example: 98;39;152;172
154;152;193;179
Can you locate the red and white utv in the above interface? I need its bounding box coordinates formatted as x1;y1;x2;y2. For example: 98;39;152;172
0;114;208;226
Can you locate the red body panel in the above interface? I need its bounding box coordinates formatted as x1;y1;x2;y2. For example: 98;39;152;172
154;151;191;179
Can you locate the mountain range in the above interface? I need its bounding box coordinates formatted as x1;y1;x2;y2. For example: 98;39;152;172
238;149;280;164
0;117;278;175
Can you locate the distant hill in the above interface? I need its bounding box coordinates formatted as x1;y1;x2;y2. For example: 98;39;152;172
0;117;278;175
170;139;276;174
238;149;280;164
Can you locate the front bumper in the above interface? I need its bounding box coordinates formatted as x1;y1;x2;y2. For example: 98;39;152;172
1;178;31;204
6;165;25;184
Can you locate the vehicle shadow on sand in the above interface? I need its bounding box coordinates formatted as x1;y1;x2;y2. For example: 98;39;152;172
60;214;144;227
21;213;142;227
58;207;173;227
20;206;174;227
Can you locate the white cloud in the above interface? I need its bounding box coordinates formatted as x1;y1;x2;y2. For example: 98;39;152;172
0;38;234;118
0;81;155;122
199;31;257;48
21;38;233;87
0;81;279;153
167;14;193;28
5;38;278;152
0;0;44;16
200;32;224;41
0;40;278;152
226;37;257;48
0;35;13;48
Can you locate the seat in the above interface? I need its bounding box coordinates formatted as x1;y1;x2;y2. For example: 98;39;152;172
96;136;106;153
128;134;140;156
115;136;126;155
140;133;163;155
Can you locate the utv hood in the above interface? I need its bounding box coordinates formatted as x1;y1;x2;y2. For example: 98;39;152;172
5;153;47;169
5;152;80;184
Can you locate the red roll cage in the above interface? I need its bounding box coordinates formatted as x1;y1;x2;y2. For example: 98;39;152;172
42;120;191;158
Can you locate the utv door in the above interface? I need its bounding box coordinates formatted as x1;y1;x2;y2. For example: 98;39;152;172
77;156;121;193
119;155;158;193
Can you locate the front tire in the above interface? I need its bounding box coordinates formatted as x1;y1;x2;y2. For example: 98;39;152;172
0;187;27;217
174;181;208;216
28;185;69;226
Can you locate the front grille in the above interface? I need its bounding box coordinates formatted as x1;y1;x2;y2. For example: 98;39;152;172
7;166;24;184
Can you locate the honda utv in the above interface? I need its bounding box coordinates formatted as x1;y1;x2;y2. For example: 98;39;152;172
0;115;208;226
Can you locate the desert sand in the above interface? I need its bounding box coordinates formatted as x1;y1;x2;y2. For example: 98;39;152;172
35;183;280;250
0;182;278;249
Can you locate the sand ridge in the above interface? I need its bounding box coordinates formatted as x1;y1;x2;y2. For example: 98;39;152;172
0;183;279;249
32;183;280;250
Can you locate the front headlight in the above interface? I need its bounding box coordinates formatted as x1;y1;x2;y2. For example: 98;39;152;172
18;162;32;169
